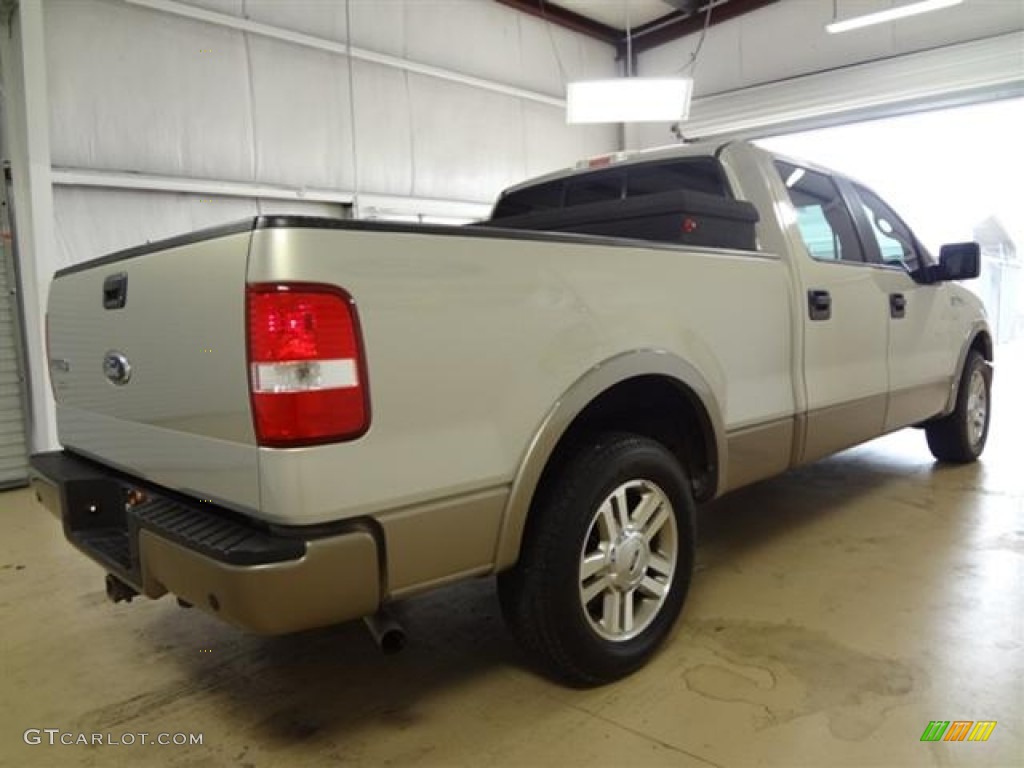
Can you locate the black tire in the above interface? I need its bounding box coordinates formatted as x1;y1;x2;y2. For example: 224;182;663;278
926;350;991;463
498;432;696;686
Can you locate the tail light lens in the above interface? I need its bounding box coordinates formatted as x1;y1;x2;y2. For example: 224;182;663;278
246;283;370;446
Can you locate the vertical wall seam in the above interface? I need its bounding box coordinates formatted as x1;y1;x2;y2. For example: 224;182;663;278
344;0;360;213
404;69;416;199
240;0;259;191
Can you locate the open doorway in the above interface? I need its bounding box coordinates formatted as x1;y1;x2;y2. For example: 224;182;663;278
757;98;1024;347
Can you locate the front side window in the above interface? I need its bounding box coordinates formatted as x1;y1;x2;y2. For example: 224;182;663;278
854;184;925;272
776;160;864;264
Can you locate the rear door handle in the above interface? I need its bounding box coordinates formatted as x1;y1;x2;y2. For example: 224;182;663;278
808;289;831;321
890;292;907;319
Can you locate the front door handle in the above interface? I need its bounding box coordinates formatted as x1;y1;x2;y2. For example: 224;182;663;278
890;292;907;319
808;289;832;321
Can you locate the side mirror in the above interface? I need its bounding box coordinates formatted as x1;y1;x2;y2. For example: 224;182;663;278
938;242;980;281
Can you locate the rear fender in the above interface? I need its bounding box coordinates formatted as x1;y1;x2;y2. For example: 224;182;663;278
492;349;724;571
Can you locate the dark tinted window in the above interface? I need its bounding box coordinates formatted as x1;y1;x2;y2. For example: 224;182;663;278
565;171;624;206
492;156;730;220
626;158;727;198
492;180;563;218
775;160;864;263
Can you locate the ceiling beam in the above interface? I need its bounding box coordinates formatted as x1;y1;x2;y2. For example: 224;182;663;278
495;1;782;58
661;0;701;12
628;0;780;54
493;0;621;46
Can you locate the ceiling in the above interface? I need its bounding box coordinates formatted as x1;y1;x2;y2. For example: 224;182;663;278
494;0;780;55
556;0;681;30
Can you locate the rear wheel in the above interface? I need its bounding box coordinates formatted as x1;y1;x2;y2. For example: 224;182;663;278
498;432;696;686
926;351;991;462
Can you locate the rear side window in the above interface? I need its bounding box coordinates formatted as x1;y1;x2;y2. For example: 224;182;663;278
776;160;864;263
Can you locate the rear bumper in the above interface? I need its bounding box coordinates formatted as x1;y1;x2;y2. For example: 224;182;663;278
28;451;380;634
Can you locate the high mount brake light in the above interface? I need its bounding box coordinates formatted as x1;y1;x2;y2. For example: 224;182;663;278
246;283;369;446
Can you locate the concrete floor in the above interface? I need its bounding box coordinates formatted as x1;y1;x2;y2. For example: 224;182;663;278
2;344;1021;768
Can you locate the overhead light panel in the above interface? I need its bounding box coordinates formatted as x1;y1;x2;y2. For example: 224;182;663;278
826;0;963;34
566;78;694;124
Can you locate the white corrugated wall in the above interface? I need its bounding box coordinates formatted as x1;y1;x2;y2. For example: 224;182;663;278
4;0;620;454
45;0;619;263
0;190;29;487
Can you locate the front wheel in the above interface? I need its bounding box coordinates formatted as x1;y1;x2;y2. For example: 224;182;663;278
926;350;991;463
498;432;696;686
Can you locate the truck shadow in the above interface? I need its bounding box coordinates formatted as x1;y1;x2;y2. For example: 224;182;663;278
123;435;982;753
694;435;971;568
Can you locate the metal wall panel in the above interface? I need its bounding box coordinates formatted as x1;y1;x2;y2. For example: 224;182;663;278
349;60;414;196
407;74;527;202
348;0;406;59
521;100;616;179
247;35;355;190
52;187;340;268
0;217;28;487
43;0;619;250
24;0;619;454
45;0;254;180
405;1;523;90
244;0;350;43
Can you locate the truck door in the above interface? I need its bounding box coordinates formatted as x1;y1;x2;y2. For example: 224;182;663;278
845;182;959;430
773;160;891;463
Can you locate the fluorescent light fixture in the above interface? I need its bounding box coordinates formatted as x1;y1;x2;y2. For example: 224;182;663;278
566;78;694;124
826;0;963;34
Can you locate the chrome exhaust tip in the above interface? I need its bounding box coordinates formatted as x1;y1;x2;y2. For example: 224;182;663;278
363;609;406;654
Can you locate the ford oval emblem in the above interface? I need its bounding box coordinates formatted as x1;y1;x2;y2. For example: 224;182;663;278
103;351;132;386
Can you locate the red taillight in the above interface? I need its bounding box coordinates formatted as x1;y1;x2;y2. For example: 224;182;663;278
246;283;369;446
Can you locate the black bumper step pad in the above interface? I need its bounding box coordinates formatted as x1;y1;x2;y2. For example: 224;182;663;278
131;498;304;566
30;451;306;585
77;528;133;571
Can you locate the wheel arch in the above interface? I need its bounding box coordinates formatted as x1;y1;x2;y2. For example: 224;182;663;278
944;323;994;415
493;350;725;571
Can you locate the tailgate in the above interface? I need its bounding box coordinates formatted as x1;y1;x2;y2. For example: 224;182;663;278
46;222;259;513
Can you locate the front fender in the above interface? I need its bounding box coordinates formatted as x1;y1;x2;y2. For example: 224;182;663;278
943;320;993;416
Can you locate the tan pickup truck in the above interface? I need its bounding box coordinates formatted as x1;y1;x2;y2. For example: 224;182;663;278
30;140;992;685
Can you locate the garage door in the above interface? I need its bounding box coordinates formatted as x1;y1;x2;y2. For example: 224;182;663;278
0;190;29;489
682;32;1024;140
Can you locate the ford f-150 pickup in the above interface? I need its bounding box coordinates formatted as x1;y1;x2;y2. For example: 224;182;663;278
29;140;992;685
